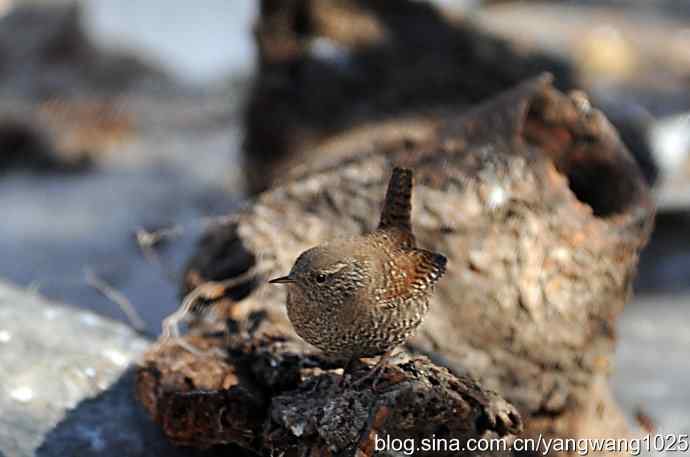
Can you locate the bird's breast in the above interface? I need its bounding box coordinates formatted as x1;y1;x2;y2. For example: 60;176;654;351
285;287;431;359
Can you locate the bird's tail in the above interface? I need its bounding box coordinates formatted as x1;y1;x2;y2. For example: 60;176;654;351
379;167;413;232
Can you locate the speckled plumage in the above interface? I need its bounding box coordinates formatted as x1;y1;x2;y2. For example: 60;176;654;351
270;167;446;361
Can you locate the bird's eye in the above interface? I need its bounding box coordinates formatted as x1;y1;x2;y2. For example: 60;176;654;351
315;273;327;284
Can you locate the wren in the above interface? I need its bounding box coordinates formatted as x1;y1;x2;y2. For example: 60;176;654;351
269;167;447;383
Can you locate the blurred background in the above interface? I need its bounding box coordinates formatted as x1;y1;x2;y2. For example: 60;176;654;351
0;0;688;451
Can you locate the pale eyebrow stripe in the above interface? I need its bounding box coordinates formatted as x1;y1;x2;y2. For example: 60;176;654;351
322;262;348;275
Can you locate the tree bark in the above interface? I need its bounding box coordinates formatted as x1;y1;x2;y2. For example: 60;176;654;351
244;0;577;194
137;317;521;456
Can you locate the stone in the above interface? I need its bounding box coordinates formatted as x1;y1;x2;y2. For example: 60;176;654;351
0;281;180;457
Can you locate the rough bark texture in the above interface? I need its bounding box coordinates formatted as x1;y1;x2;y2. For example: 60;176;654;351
243;0;660;195
177;77;654;452
244;0;577;193
137;317;521;456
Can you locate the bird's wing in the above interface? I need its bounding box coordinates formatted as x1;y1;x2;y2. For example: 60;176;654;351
377;248;447;309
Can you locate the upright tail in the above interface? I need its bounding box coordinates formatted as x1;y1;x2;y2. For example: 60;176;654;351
379;167;413;232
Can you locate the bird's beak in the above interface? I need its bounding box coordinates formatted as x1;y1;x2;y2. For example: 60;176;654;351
269;276;295;285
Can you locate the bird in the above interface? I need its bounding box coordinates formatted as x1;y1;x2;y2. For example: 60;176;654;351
269;167;447;385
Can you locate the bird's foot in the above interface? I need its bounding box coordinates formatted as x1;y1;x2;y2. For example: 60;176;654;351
350;365;386;391
337;374;350;388
350;350;395;391
337;359;356;388
305;376;324;394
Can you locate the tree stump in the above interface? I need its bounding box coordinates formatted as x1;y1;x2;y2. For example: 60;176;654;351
137;317;521;456
170;76;654;453
244;0;577;193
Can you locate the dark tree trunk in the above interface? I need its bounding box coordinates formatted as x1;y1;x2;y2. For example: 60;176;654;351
243;0;577;194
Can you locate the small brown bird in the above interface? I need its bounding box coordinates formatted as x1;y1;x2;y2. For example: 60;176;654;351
269;167;447;383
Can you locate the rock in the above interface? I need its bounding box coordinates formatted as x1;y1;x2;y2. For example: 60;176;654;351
0;281;164;457
36;369;193;457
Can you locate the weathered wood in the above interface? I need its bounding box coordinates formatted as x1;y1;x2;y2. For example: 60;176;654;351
137;316;521;455
176;76;653;451
244;0;659;194
243;0;577;193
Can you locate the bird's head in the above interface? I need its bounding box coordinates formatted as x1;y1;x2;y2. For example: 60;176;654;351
269;244;367;305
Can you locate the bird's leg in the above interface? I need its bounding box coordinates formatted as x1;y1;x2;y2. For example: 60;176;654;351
352;349;395;390
305;376;322;394
338;357;359;387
